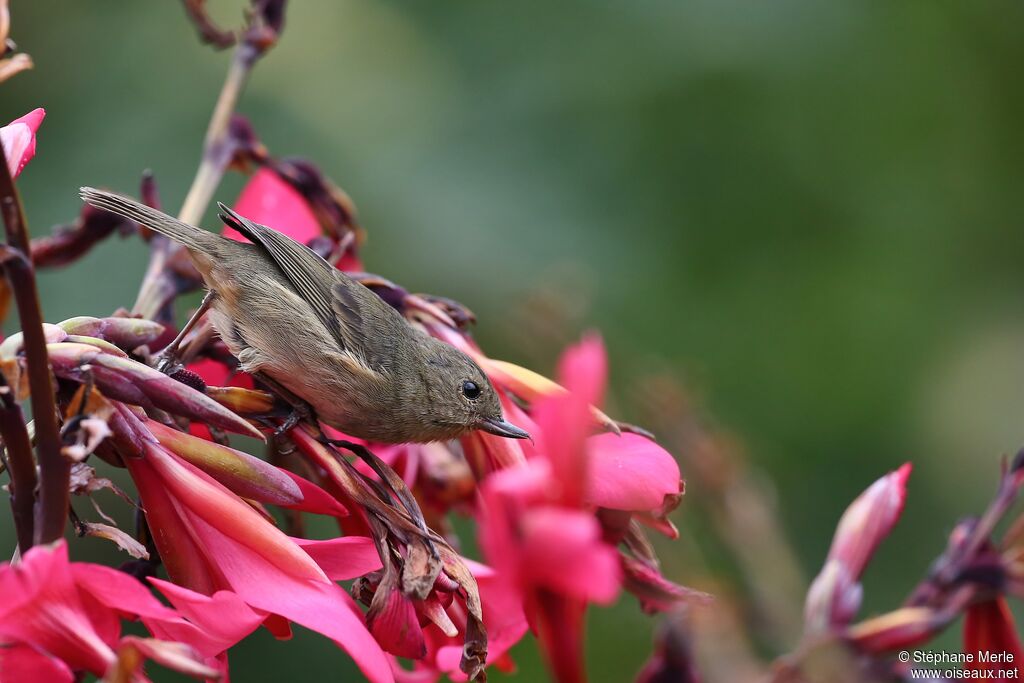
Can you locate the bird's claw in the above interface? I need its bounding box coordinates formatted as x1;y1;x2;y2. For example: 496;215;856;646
273;406;309;440
154;353;183;377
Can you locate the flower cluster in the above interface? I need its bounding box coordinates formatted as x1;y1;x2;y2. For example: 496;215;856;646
0;3;697;681
3;3;1023;683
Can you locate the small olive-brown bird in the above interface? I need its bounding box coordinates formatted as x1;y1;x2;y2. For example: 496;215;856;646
81;187;530;444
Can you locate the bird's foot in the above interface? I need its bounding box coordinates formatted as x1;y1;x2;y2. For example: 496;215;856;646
154;352;184;377
273;402;313;440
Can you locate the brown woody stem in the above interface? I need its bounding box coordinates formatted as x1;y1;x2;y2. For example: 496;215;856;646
0;372;36;551
132;42;259;320
0;145;67;547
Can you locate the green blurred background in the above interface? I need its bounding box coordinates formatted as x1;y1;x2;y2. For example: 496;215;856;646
4;0;1024;680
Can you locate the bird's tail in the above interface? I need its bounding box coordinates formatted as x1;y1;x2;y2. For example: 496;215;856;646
79;187;216;252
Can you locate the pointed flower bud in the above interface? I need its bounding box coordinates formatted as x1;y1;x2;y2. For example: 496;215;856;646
0;108;43;178
57;316;164;351
846;606;939;652
805;464;912;633
47;342;263;440
147;419;301;506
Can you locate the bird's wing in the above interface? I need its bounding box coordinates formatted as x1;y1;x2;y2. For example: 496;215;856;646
216;203;379;373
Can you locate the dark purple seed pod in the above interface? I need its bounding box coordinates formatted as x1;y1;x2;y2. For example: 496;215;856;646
169;366;207;393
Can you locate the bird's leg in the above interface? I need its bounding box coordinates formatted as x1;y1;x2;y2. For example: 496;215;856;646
155;290;214;375
252;371;318;441
251;373;438;558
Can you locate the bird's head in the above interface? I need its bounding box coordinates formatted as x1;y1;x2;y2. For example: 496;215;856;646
415;336;530;442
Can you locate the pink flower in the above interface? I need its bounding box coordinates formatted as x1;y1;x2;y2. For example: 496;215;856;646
0;541;220;682
112;404;395;683
476;338;634;683
226;167;321;245
0;108;44;178
471;336;695;682
804;463;912;632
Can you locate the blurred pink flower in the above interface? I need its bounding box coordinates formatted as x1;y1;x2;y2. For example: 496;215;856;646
805;463;912;632
0;541;220;682
478;337;625;683
0;107;44;178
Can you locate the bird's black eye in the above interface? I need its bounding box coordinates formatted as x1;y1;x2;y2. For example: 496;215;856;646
461;380;481;400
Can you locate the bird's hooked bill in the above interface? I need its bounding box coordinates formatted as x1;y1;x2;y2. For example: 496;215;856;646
478;417;531;440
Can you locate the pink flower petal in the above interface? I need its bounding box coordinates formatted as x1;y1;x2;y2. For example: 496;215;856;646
145;580;264;657
0;108;44;178
143;442;327;583
293;536;383;580
184;512;394;683
0;543;116;676
117;636;219;680
70;563;179;621
124;451;223;595
367;589;426;659
125;436;392;681
556;333;607;409
828;463;911;577
585;433;681;512
533;336;607;507
0;643;75;683
228;167;321;244
519;507;620;604
282;469;350;517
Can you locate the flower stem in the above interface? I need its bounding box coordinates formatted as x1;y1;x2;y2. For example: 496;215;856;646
132;42;259;320
0;371;37;551
0;144;68;546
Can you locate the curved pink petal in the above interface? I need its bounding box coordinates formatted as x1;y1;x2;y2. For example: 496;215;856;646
145;580;263;657
125;437;392;680
478;460;553;588
228;167;321;244
281;469;350;517
124;452;224;595
0;543;116;676
0;643;74;683
827;463;911;578
556;333;607;409
392;661;440;683
143;442;327;583
70;563;179;621
585;433;681;512
293;536;382;581
367;589;426;659
519;507;620;604
0;108;44;178
185;512;394;683
533;336;607;506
